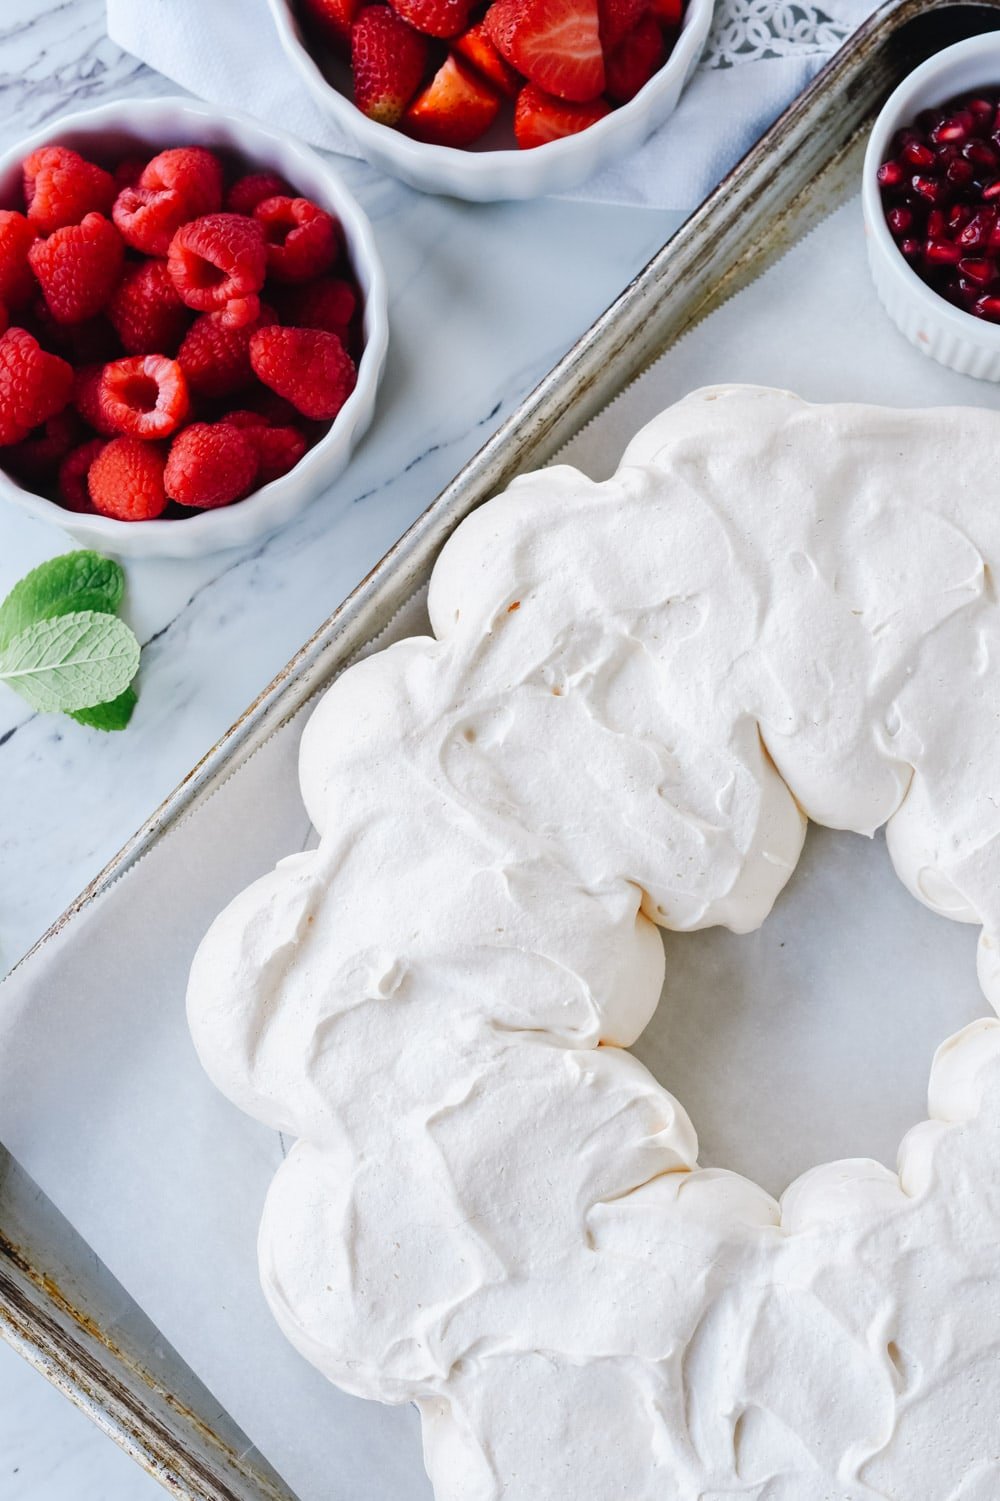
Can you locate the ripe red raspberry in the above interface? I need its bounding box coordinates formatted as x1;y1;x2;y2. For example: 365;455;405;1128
176;303;277;400
274;276;357;340
58;437;106;511
23;146;116;235
98;354;190;439
113;146;224;256
28;212;125;325
352;7;430;124
222;411;309;484
114;156;147;190
249;325;356;420
25;297;119;366
4;408;81;484
167;213;267;326
164;421;259;508
0;328;74;447
108;259;192;355
88;435;168;520
225;172;292;215
0;210;37;310
253;196;340;283
73;364;118;435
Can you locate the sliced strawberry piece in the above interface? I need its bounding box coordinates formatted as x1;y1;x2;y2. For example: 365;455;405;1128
453;22;520;96
352;6;430;125
649;0;682;25
598;0;647;53
403;55;501;147
513;81;610;146
486;0;604;102
605;12;665;101
301;0;360;53
388;0;471;38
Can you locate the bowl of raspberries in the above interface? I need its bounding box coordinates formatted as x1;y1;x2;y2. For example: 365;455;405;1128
268;0;713;199
0;97;388;557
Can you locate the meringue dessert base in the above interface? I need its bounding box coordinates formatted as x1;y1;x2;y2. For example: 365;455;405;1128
188;386;1000;1501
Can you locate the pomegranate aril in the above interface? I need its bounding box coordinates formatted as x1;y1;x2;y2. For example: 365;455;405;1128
963;138;999;169
887;206;913;235
967;97;995;126
899;237;922;259
946;156;976;186
903;139;936;168
974;293;1000;320
927;208;946;238
877;160;905;188
912;175;947;203
947;202;973;230
931;110;974;144
924;239;962;265
959;208;995;246
958;256;998;284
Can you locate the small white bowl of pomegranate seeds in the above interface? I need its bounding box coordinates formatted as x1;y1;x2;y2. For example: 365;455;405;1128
863;33;1000;382
0;97;388;558
268;0;713;199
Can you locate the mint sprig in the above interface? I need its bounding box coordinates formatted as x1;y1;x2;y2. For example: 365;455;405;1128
0;551;141;731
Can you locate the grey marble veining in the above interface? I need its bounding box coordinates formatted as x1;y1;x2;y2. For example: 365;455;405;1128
0;0;680;1492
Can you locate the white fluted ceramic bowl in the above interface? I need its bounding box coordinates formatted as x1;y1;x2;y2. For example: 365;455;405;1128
0;97;388;559
863;33;1000;383
268;0;714;200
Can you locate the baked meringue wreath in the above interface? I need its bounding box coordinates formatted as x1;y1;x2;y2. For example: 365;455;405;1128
187;386;1000;1501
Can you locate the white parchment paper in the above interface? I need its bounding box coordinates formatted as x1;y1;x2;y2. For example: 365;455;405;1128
2;197;999;1498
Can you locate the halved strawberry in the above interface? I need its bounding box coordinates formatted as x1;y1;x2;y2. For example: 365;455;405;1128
485;0;605;103
403;55;502;145
597;0;647;53
513;81;610;146
301;0;360;52
453;22;521;96
352;6;430;124
389;0;471;38
606;13;665;101
649;0;682;26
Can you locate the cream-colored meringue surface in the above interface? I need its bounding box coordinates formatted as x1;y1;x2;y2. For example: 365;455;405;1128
187;385;1000;1499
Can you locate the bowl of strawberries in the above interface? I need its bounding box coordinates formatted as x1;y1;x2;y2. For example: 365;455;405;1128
0;96;388;558
268;0;713;198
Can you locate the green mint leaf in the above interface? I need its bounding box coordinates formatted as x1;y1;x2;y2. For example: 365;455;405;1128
0;612;140;714
0;551;125;653
68;686;138;732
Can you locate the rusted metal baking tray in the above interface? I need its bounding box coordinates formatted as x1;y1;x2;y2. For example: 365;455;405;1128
4;0;1000;1492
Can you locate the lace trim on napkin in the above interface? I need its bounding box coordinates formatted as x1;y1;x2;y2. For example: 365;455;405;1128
704;0;853;68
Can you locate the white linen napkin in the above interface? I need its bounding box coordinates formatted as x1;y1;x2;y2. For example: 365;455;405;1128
106;0;876;208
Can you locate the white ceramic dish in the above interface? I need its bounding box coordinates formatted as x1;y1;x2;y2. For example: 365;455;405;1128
862;32;1000;382
268;0;714;200
0;97;388;560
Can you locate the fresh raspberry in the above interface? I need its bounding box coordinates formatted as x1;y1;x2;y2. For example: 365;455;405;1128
3;408;81;484
221;412;309;484
164;421;259;508
237;386;306;427
453;22;521;95
513;82;610;145
113;147;224;256
73;364;118;435
249;325;356;420
28;212;124;325
389;0;471;38
605;13;665;101
176;303;277;400
486;0;605;101
25;297;119;366
352;7;430;125
58;437;106;511
597;0;647;52
23;146;116;235
301;0;360;52
253;196;340;283
0;302;7;337
114;156;147;190
274;276;357;339
0;211;37;309
225;172;292;215
98;354;190;439
88;434;168;520
167;213;267;326
108;259;192;355
0;328;74;447
404;55;501;146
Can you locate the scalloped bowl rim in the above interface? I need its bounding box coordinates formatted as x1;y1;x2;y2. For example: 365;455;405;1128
0;96;389;558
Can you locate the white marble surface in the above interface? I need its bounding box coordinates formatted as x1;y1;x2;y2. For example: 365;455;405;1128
0;0;681;1492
